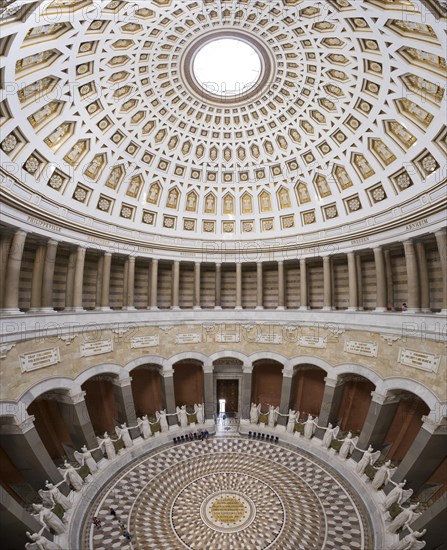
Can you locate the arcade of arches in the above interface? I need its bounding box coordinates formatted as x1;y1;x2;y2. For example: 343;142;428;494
0;0;446;549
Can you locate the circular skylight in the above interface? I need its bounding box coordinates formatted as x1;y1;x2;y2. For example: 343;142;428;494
193;38;262;97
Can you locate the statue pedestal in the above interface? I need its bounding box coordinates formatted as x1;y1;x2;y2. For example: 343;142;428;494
259;422;266;428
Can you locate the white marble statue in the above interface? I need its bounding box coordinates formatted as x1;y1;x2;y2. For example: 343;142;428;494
156;409;169;433
177;405;188;428
303;414;318;440
372;460;396;490
97;432;116;460
388;528;427;550
250;403;260;424
26;530;62;550
268;405;278;428
355;445;381;475
58;460;83;491
115;423;133;448
32;504;65;535
339;432;359;459
322;423;340;449
382;481;413;510
38;481;71;511
194;403;205;424
388;504;421;534
137;415;152;439
74;445;98;473
286;409;298;433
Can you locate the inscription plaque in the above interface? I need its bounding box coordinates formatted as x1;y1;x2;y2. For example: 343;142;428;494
131;336;159;349
175;333;202;344
299;336;326;349
398;348;440;373
20;348;60;373
80;340;113;357
344;340;378;358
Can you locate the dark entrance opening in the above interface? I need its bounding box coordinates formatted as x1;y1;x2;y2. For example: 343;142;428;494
216;379;239;417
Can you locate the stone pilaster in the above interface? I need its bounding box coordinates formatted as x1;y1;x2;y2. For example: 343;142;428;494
356;391;400;451
277;261;285;310
57;390;98;449
235;263;242;310
203;365;214;420
374;247;387;312
356;254;364;310
149;258;158;310
171;261;180;310
40;240;58;312
416;242;431;312
278;368;294;426
323;256;333;310
347;252;358;311
241;365;253;420
256;262;263;310
112;377;137;430
194;262;201;310
215;263;222;310
161;370;177;426
99;252;112;310
123;256;136;311
65;249;76;309
0;233;12;309
299;258;309;310
404;239;421;313
29;245;46;312
384;249;394;310
0;489;44;549
318;376;345;427
70;246;86;312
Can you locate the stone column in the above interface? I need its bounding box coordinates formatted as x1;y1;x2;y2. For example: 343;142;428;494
171;261;180;310
3;230;27;314
235;262;242;310
435;229;447;314
391;417;447;493
278;368;294;426
71;246;86;312
241;364;253;420
318;376;345;427
0;489;44;548
149;258;158;310
404;239;420;312
57;390;98;450
256;262;263;310
95;254;104;309
416;242;431;312
99;253;112;310
374;247;387;312
347;252;358;311
29;245;46;312
356;391;400;450
122;258;129;308
277;261;285;310
410;493;447;550
215;263;222;310
323;256;333;310
124;256;136;310
299;258;309;310
356;254;364;310
40;240;58;312
65;249;76;309
161;370;177;426
112;377;137;436
194;262;201;310
384;249;394;310
0;233;12;309
203;365;214;420
0;417;63;490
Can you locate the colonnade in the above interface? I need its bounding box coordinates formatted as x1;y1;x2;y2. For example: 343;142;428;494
0;228;446;313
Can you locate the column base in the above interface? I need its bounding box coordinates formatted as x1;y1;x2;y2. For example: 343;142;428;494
123;306;137;311
214;306;222;310
420;308;432;313
0;308;23;315
171;306;181;311
148;306;159;311
28;307;56;314
347;307;359;312
193;306;202;311
65;307;86;313
298;306;309;311
96;307;111;311
276;306;286;311
405;308;421;314
437;309;447;316
235;306;243;310
374;307;387;313
322;306;335;311
255;306;264;310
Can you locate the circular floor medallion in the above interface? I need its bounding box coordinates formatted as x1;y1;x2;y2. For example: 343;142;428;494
199;488;255;533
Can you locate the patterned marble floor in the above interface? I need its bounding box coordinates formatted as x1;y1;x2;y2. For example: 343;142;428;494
82;438;372;550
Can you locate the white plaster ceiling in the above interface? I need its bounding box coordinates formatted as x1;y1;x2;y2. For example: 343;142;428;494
0;0;446;241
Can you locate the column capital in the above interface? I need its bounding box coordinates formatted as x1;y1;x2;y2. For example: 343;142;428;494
162;368;174;377
421;415;447;435
243;364;253;374
435;228;446;238
281;367;293;378
323;376;341;388
0;415;36;435
113;376;133;388
66;389;87;405
104;251;112;257
203;365;214;375
47;239;58;247
370;391;399;405
128;255;136;263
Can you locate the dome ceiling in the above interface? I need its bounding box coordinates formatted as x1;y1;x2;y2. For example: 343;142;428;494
0;0;446;241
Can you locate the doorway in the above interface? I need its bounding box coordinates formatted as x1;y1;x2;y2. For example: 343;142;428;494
216;379;239;416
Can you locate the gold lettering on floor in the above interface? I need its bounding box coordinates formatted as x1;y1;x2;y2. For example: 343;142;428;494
210;497;245;524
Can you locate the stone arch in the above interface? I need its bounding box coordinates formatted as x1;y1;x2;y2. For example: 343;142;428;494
209;351;249;365
166;352;210;370
75;363;124;387
124;355;166;374
333;363;382;387
289;356;333;375
19;378;76;408
248;351;289;367
380;377;440;415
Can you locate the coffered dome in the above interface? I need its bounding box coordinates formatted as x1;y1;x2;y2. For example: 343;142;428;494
0;0;446;243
